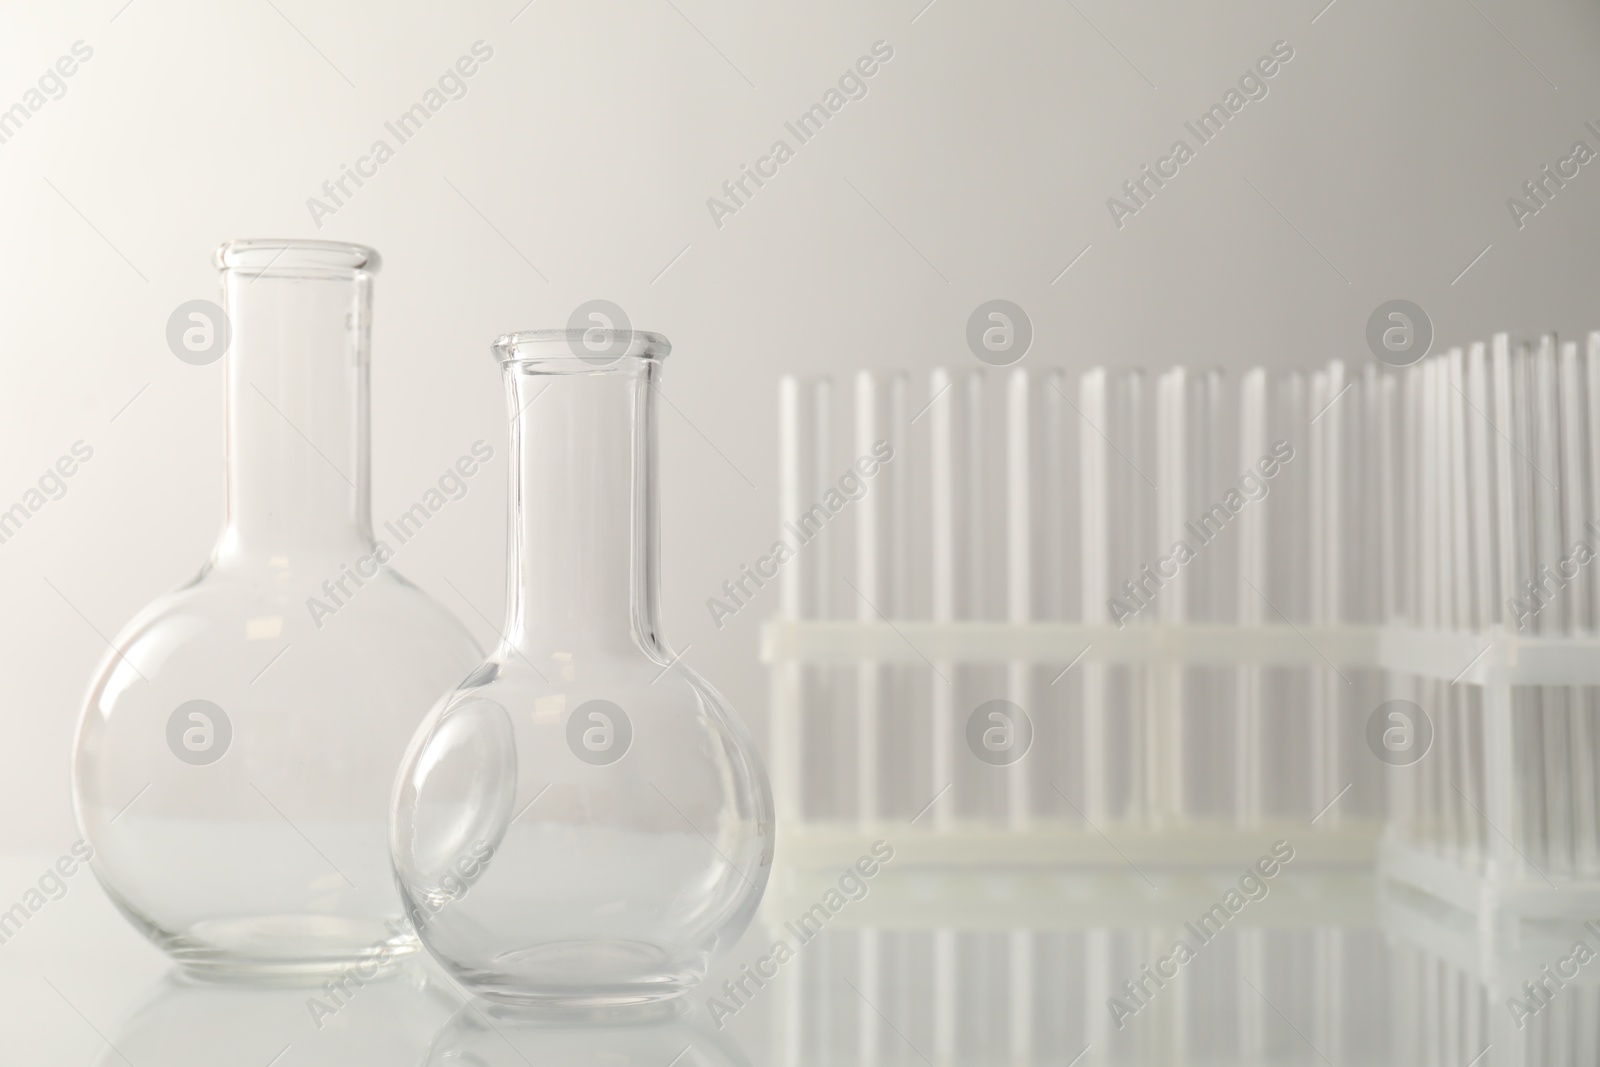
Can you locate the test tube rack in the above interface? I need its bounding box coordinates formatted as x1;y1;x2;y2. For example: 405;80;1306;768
763;337;1600;929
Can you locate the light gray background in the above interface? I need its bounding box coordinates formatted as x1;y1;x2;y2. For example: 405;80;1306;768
3;0;1599;851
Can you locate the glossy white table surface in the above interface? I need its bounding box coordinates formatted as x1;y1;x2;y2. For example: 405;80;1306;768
1;855;1587;1066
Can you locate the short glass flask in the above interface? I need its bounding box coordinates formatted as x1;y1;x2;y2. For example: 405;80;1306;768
391;329;774;1005
71;240;481;974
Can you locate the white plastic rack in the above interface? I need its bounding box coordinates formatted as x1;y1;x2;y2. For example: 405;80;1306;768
763;338;1600;927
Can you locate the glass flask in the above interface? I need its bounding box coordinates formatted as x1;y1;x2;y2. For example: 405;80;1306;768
71;240;481;974
391;329;774;1005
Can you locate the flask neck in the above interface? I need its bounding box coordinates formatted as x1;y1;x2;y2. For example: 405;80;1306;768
215;264;375;565
503;359;663;655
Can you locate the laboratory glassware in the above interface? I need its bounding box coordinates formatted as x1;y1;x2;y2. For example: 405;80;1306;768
391;329;773;1005
71;239;481;974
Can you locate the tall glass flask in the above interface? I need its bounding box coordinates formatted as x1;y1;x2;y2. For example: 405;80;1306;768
391;329;773;1005
71;240;480;973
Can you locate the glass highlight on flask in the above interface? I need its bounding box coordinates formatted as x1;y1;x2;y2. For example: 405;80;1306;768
71;240;481;974
391;329;774;1005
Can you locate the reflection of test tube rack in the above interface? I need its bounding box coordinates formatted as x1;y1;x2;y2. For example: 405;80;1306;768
1380;884;1600;1067
765;346;1600;1063
767;913;1391;1066
761;870;1376;1067
761;885;1597;1066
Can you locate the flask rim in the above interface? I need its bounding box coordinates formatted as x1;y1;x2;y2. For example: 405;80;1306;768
492;329;672;368
214;239;380;275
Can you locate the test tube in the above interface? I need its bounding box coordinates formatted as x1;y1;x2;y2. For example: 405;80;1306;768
1119;370;1154;823
1533;337;1573;878
928;367;957;829
1488;335;1525;876
1435;354;1463;856
1038;367;1073;819
1006;369;1033;828
1310;362;1345;826
777;375;833;822
1236;368;1267;828
1078;367;1110;823
1155;367;1188;822
1464;342;1496;867
854;371;883;828
1588;332;1600;623
1559;341;1598;878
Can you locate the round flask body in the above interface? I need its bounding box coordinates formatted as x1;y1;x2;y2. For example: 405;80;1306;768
73;559;479;974
392;649;773;1004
